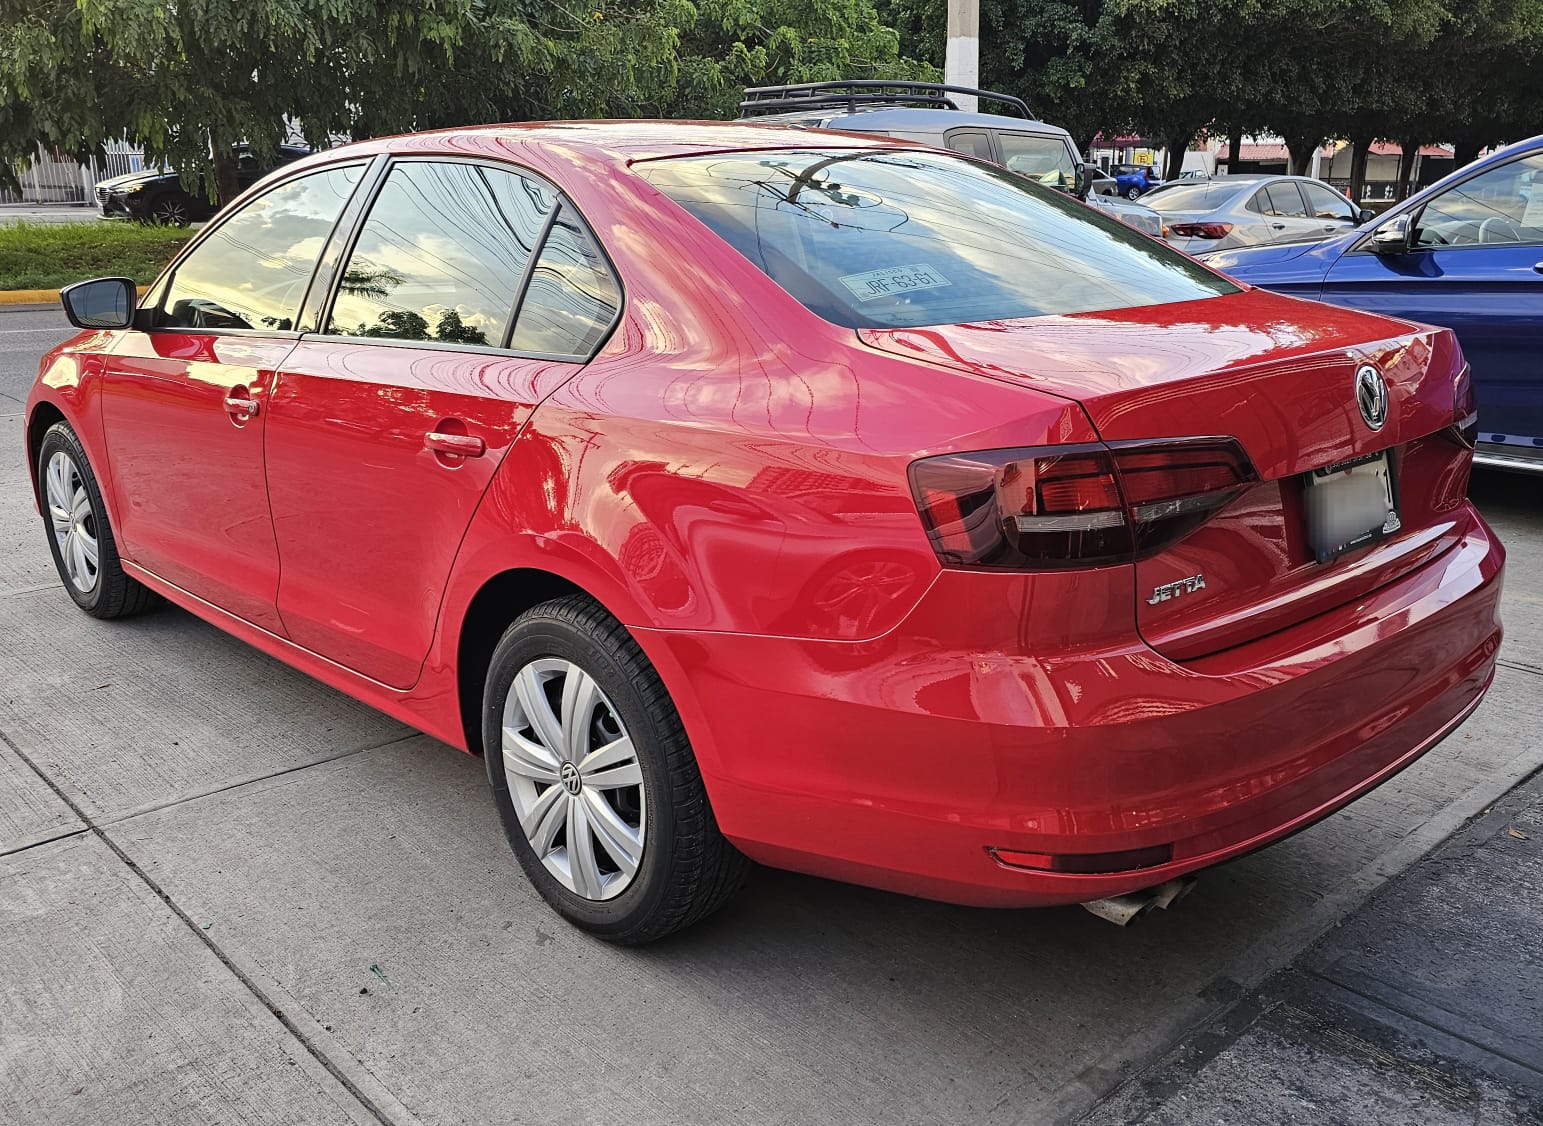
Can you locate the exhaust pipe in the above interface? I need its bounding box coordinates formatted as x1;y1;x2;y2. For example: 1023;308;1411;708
1080;877;1197;926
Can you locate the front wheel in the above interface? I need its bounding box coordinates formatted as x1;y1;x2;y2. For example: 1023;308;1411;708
483;594;747;943
37;422;158;618
144;194;192;226
1125;186;1142;200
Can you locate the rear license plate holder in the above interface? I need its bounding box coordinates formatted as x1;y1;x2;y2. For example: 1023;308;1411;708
1303;451;1400;564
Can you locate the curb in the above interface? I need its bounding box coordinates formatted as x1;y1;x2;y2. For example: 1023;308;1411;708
0;285;146;311
0;289;60;306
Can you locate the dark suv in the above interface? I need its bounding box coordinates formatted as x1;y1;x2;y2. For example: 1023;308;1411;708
97;143;310;225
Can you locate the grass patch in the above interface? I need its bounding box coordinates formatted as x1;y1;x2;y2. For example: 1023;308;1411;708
0;220;193;290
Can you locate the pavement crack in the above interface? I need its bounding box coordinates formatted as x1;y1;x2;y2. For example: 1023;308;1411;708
1496;657;1543;678
101;730;421;826
0;825;90;858
1302;966;1543;1081
0;723;404;1126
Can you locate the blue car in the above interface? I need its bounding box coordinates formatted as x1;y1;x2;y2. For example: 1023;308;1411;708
1208;135;1543;473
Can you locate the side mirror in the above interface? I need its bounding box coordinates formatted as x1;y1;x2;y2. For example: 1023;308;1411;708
1074;163;1095;200
60;277;137;329
1368;214;1412;254
1357;208;1377;225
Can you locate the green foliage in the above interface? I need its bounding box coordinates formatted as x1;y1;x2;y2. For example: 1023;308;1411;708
0;0;933;198
0;219;192;289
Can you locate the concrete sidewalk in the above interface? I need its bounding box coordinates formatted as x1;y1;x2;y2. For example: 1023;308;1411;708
1083;765;1543;1124
2;307;1542;1125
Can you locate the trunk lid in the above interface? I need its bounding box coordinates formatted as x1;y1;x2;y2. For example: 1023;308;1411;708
861;289;1471;660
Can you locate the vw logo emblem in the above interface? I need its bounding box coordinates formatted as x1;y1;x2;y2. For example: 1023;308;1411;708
560;761;582;796
1355;364;1389;431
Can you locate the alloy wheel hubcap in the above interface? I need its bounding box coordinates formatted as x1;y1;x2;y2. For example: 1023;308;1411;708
501;658;646;901
45;452;99;594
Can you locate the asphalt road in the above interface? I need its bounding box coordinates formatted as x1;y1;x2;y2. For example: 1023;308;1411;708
1;305;1539;1125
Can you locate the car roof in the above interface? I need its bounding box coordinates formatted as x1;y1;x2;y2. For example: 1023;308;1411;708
306;120;925;168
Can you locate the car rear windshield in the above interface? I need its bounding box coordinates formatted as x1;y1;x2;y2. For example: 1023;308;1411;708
1143;181;1251;212
634;149;1238;329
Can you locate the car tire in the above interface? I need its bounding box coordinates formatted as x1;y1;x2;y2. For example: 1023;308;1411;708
144;194;192;227
36;422;159;619
483;594;748;943
1125;186;1142;200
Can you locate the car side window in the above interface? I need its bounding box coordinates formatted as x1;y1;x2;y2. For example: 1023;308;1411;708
508;204;621;357
1261;183;1309;218
1245;191;1267;214
327;161;555;345
1303;182;1355;222
1411;152;1543;248
945;131;994;161
996;132;1077;191
160;162;365;331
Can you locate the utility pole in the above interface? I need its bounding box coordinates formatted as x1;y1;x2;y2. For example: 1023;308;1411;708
945;0;980;113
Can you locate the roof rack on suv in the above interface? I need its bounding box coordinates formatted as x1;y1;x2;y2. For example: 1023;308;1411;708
739;81;1034;120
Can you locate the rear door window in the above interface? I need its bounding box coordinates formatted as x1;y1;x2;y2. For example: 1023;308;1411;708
635;149;1237;329
326;161;554;345
996;132;1078;192
1261;182;1309;218
944;131;994;161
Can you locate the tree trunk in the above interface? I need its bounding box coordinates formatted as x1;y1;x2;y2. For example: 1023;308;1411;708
1284;136;1317;177
209;130;240;208
1226;122;1243;175
1452;139;1481;170
1164;131;1190;180
1395;139;1419;201
1347;132;1373;205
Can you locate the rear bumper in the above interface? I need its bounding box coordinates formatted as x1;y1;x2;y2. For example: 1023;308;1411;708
639;505;1505;907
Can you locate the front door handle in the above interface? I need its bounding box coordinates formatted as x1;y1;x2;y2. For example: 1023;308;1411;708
1534;261;1543;274
425;431;486;458
223;394;260;420
1270;223;1286;230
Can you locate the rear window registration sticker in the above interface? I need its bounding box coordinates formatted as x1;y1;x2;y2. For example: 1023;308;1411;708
838;264;952;302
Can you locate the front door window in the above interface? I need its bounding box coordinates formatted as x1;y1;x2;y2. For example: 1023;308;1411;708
1411;153;1543;248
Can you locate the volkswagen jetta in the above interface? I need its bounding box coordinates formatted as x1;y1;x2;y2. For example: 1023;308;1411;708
26;123;1503;941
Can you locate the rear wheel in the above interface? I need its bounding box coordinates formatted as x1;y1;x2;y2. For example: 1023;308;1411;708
36;422;158;618
483;594;747;943
1124;186;1142;200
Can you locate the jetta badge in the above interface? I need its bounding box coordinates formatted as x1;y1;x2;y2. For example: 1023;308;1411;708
1355;364;1389;431
1148;574;1205;605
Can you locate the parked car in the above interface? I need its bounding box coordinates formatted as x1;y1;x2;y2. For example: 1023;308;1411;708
97;143;310;225
1144;174;1375;256
1109;162;1162;199
1208;135;1543;473
737;81;1167;238
31;122;1501;942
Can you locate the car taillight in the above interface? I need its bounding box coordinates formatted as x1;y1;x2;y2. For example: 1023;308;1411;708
1169;222;1233;239
1452;363;1478;448
909;439;1256;570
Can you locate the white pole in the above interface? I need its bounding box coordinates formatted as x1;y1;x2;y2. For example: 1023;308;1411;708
945;0;980;113
1309;143;1322;181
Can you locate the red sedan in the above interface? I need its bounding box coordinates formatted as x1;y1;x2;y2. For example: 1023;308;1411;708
26;123;1503;942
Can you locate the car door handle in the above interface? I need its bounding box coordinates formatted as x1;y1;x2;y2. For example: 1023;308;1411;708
223;394;260;419
1270;223;1286;230
425;431;486;458
1534;261;1543;274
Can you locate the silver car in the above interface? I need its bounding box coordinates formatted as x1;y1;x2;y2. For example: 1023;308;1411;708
1144;174;1374;256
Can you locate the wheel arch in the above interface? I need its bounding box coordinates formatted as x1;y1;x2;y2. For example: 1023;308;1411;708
453;567;610;758
25;399;68;508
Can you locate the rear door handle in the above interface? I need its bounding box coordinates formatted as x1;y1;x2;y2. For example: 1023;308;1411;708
223;395;260;419
1270;223;1286;230
425;431;486;458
